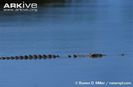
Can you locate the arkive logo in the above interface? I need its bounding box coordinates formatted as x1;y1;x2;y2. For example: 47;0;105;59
3;1;38;12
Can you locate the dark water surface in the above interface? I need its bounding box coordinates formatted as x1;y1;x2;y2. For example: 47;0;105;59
0;0;133;87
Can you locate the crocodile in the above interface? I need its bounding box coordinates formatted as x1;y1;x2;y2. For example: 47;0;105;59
0;53;106;60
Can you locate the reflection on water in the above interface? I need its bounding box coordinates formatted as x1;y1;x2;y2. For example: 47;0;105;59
0;0;133;87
